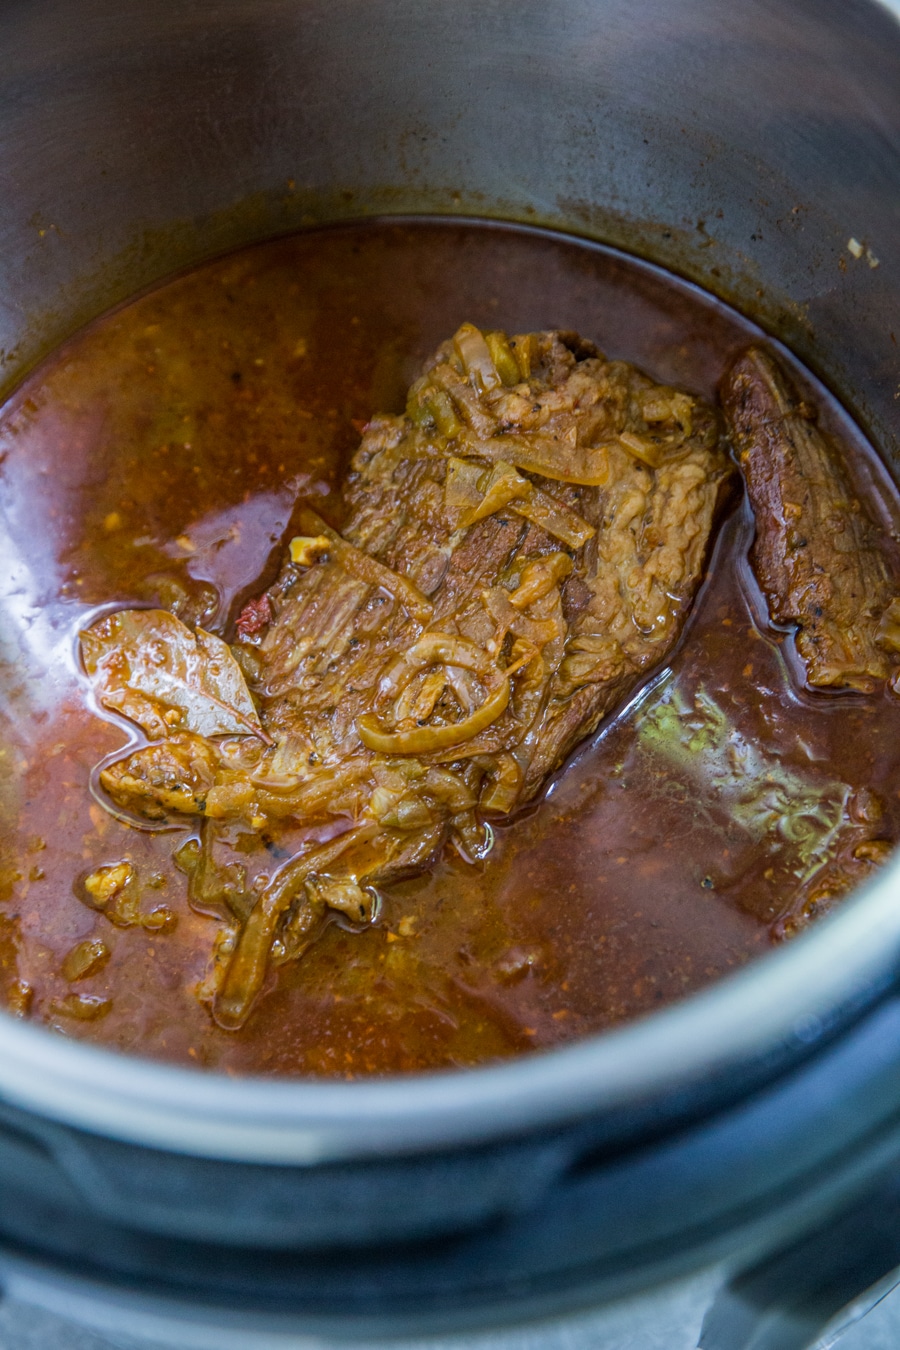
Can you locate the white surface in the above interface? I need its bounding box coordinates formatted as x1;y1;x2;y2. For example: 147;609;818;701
3;1270;900;1350
817;1268;900;1348
0;1272;722;1350
5;1259;900;1349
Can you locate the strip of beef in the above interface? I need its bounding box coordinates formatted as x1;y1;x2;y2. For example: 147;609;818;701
721;347;900;692
83;325;731;1027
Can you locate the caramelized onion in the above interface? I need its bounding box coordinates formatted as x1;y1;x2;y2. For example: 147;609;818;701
294;507;434;623
453;322;502;394
374;632;498;709
460;461;529;526
509;553;574;610
477;752;523;813
358;677;510;755
214;823;379;1029
429;363;497;437
459;429;610;485
483;331;521;387
511;488;595;548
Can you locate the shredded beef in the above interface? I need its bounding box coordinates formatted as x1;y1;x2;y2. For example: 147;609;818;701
84;324;731;1027
721;346;900;692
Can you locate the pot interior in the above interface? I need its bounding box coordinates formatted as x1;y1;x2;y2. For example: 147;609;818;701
0;0;897;1152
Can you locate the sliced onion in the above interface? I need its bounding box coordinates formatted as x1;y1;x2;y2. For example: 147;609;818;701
508;553;573;610
213;823;379;1029
459;430;610;486
453;322;502;394
511;488;595;548
358;677;510;755
422;766;477;812
375;632;497;710
430;364;497;437
392;667;448;722
478;752;523;813
294;507;433;624
444;457;484;511
461;462;529;526
617;430;662;467
484;331;521;387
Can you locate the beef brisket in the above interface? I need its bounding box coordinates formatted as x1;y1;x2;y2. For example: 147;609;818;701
83;325;731;1027
721;346;900;691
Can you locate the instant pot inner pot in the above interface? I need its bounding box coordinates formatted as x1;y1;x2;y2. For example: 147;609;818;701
1;0;900;1337
4;0;899;451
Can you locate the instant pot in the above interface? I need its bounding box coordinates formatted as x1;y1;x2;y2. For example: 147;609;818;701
1;0;899;1345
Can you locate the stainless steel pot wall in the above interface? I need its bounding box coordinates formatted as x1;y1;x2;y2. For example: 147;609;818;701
1;0;900;1335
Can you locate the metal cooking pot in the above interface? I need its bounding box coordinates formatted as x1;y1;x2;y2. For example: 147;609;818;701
0;0;899;1343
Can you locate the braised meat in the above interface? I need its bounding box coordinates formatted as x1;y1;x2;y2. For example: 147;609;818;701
82;324;731;1027
721;347;900;692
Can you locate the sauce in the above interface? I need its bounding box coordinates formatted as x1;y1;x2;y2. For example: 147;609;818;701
1;219;898;1075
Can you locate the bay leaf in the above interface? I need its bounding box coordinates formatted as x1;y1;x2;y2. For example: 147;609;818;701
81;608;268;741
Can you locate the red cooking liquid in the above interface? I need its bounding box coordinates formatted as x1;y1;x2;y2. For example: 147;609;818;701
0;219;898;1075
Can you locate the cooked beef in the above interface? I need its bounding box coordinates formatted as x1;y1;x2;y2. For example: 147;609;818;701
721;347;900;692
83;324;731;1027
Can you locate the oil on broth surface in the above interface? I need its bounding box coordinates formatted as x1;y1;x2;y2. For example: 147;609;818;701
1;220;898;1075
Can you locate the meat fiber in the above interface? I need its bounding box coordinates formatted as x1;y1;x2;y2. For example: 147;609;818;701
82;325;731;1027
721;346;900;692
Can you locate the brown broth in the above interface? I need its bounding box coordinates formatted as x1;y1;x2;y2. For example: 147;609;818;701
1;218;899;1076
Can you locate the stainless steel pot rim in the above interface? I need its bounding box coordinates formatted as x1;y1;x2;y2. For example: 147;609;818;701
0;0;897;1169
0;849;897;1163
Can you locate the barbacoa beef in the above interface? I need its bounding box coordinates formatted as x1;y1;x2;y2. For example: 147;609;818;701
721;346;900;692
82;325;731;1027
